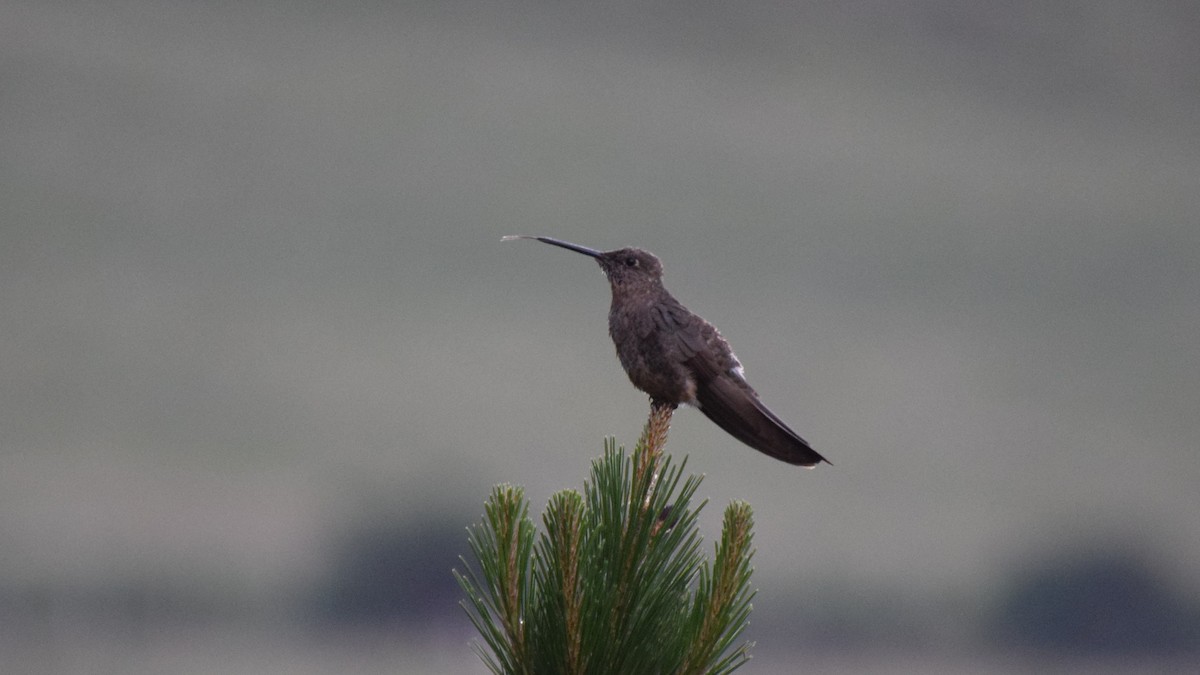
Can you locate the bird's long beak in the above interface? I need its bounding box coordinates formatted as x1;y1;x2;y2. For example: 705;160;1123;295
502;235;602;258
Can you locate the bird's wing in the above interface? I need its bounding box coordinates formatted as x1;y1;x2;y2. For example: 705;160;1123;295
651;302;692;342
677;317;828;467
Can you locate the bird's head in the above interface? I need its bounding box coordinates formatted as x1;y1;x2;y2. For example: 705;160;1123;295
594;247;664;289
504;236;664;291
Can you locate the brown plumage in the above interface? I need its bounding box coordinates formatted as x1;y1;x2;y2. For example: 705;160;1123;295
505;235;828;467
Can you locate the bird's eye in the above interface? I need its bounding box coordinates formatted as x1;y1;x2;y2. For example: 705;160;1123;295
624;257;638;267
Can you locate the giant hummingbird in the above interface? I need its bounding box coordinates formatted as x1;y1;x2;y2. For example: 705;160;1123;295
504;235;828;467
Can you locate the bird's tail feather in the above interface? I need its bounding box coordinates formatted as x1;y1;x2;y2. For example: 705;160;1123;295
694;376;828;467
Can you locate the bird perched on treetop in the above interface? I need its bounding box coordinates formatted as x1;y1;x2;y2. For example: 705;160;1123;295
504;235;828;467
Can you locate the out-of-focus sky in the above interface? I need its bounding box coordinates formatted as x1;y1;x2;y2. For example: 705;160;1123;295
2;0;1199;669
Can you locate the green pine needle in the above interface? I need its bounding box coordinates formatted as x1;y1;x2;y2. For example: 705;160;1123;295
455;409;757;674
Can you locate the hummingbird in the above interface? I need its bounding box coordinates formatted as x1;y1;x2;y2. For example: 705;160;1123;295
504;235;828;467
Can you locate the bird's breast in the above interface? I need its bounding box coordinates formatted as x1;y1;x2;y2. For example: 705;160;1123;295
608;298;697;405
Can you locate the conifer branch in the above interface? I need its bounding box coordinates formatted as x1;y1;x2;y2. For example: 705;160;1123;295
455;404;757;674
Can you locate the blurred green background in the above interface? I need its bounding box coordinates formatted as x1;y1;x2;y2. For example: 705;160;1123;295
2;1;1198;672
